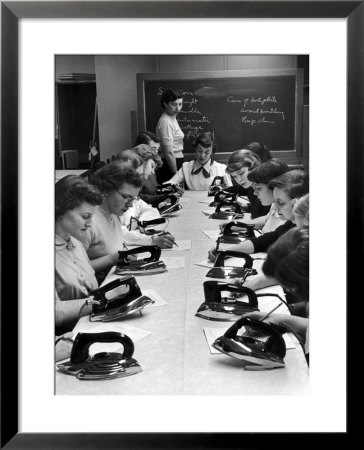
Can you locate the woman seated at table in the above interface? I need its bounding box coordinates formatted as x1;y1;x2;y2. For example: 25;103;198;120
245;158;290;232
208;170;309;262
224;149;270;219
115;147;176;248
74;162;143;278
242;226;310;363
55;175;103;333
165;132;231;191
134;131;164;203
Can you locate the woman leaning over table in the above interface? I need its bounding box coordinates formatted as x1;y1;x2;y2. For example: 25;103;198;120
55;175;103;333
156;88;184;183
242;226;310;363
73;162;143;280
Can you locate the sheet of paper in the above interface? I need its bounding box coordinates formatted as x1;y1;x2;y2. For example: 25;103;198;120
162;256;185;269
203;327;229;354
203;326;295;355
202;229;221;240
142;289;167;306
194;259;214;268
201;209;215;216
179;197;189;203
162;240;191;251
71;316;152;354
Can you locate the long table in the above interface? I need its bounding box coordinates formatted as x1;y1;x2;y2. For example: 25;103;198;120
56;191;309;395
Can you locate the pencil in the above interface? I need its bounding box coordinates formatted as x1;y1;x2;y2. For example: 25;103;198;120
260;303;282;322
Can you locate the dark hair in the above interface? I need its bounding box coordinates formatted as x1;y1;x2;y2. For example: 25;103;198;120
226;149;260;174
114;149;143;170
133;144;163;168
248;159;289;185
268;170;309;199
55;175;102;219
91;162;143;194
244;142;272;163
135;131;160;146
193;131;218;152
263;226;309;302
160;88;183;109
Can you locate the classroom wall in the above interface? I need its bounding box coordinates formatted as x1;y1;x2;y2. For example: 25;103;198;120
55;55;299;162
95;55;298;162
55;55;95;76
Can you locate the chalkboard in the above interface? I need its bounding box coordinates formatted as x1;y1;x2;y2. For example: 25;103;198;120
137;69;304;164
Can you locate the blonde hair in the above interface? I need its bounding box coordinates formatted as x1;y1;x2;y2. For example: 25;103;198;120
293;194;309;224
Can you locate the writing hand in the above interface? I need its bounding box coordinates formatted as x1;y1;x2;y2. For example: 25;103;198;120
152;232;176;249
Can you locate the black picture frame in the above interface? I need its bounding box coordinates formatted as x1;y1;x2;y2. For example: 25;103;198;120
1;1;360;448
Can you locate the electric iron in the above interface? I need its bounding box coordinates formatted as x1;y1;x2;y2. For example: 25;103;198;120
57;331;142;379
212;317;287;370
115;245;167;276
209;202;245;220
156;183;183;195
208;176;226;196
195;281;259;321
209;190;238;207
129;217;166;236
206;249;257;279
219;221;256;244
90;276;154;322
152;193;182;216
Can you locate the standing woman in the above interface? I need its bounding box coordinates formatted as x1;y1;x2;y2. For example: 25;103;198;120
55;175;103;332
156;88;184;183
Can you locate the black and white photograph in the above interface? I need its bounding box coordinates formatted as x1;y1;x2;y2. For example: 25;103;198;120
54;54;310;394
2;0;357;445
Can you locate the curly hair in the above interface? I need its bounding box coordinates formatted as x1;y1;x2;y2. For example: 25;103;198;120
91;161;143;194
225;149;260;174
55;175;102;219
160;88;183;109
133;144;163;168
248;159;289;184
268;170;309;200
263;226;309;302
293;194;309;223
113;150;143;170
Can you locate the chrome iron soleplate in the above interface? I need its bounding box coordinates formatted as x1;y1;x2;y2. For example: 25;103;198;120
115;262;167;276
90;295;154;322
57;355;143;379
195;303;259;321
206;267;257;279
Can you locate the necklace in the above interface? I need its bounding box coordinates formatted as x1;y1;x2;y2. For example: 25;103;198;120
100;204;113;223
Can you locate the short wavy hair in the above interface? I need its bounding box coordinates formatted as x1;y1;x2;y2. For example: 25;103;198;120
133;144;163;168
114;150;143;170
55;175;102;219
225;149;260;174
244;141;272;163
193;132;218;152
135;131;160;146
160;88;183;108
263;226;309;302
91;161;143;194
293;194;309;223
268;170;309;200
248;159;289;185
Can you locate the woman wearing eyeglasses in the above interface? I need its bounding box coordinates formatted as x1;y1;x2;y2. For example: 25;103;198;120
165;132;231;191
73;162;143;277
